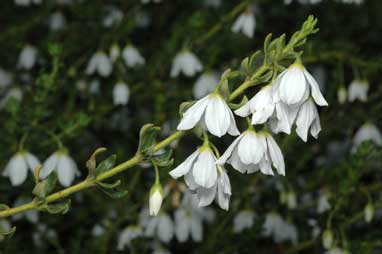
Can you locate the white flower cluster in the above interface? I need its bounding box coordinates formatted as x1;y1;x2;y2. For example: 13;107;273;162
168;61;328;212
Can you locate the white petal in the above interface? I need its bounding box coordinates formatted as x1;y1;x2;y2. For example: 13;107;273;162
184;171;198;190
279;67;307;105
169;150;198;178
266;136;285;175
197;184;217;207
177;96;209;131
57;155;77;186
216;135;243;165
238;132;264;164
5;154;28;186
40;153;58;179
174;210;189;242
205;96;230;137
192;150;217;188
25;152;40;172
234;102;251;117
296;99;317;142
190;216;203;242
304;69;328;106
158;215;174;243
227;109;240;136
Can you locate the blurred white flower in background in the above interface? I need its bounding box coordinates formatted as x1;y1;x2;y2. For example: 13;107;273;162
49;11;66;31
325;247;350;254
117;225;143;250
170;50;203;77
2;151;40;186
86;51;113;77
204;0;221;8
113;82;130;106
17;45;38;70
348;79;368;102
122;45;145;68
352;123;382;151
103;6;124;28
12;197;39;223
0;68;12;89
109;44;121;63
14;0;42;6
233;210;255;233
174;208;203;242
0;87;23;109
0;220;11;242
177;94;239;137
364;203;374;223
144;213;174;243
232;9;256;38
193;72;219;99
217;131;285;176
91;224;105;237
262;213;298;245
89;79;101;94
317;191;331;214
40;150;80;187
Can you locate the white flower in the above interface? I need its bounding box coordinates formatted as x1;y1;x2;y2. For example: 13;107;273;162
113;82;130;106
217;130;285;176
325;248;350;254
49;12;66;31
322;229;334;249
92;224;105;236
193;72;219;99
170;50;203;77
195;166;231;210
0;68;12;89
89;79;100;94
347;80;368;102
144;213;174;243
233;210;255;233
102;6;123;27
262;213;298;245
14;0;42;6
0;87;23;109
364;203;374;223
86;51;113;77
17;45;38;70
177;94;239;137
149;184;164;216
273;62;328;106
352;123;382;151
117;225;142;250
109;44;121;63
231;11;256;38
295;98;322;142
204;0;221;8
122;45;145;68
174;208;203;242
169;146;218;189
337;86;347;104
2;151;40;186
12;197;39;223
317;192;331;214
40;150;80;187
286;191;297;210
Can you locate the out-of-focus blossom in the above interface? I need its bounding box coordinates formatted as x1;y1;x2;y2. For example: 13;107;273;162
170;50;203;77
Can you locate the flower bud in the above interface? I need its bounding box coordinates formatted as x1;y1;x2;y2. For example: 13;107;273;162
322;229;334;249
149;183;164;216
364;203;374;223
337;86;347;104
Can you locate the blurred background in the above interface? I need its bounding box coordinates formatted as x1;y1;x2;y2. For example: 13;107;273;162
0;0;382;253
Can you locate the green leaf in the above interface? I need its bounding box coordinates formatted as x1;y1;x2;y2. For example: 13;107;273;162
43;199;71;214
32;171;57;198
96;154;117;175
97;179;122;189
0;204;10;211
97;185;128;199
152;148;174;167
138;124;161;153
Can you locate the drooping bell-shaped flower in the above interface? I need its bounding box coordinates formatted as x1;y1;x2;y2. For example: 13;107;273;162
40;150;80;187
273;62;328;107
352;123;382;151
122;45;145;68
102;6;123;28
193;72;219;99
0;68;12;89
262;213;298;245
231;10;256;38
144;213;174;243
117;225;143;250
169;146;218;189
85;51;113;77
204;0;221;8
177;93;239;137
17;45;38;70
217;130;285;176
174;208;203;242
233;210;255;233
2;151;40;186
347;79;368;102
295;98;322;142
49;11;66;31
113;82;130;106
0;88;23;109
15;0;42;7
170;50;203;77
109;44;121;63
317;191;331;214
